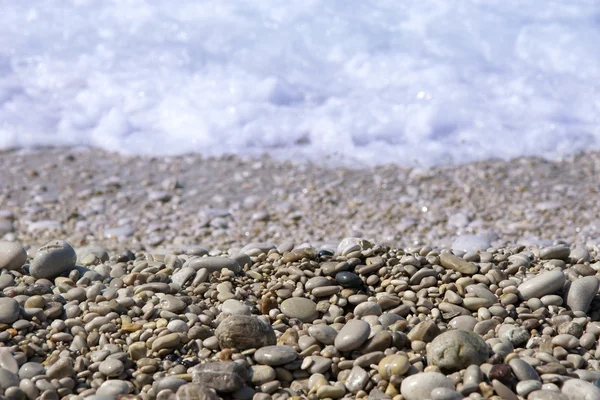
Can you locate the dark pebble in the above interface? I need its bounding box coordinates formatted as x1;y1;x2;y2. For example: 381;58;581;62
489;364;513;384
335;271;362;288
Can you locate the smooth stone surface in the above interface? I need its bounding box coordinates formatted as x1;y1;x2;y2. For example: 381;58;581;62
400;372;454;400
561;378;600;400
448;315;478;331
215;315;276;350
509;358;541;381
280;297;318;322
344;366;369;394
29;240;77;279
427;329;489;372
188;257;241;273
222;299;251;316
517;270;566;300
451;235;491;253
540;245;570;261
152;332;181;351
440;253;478;275
0;241;27;270
0;368;19;391
176;384;219;400
566;276;599;313
254;345;297;366
335;271;362;288
334;319;371;352
192;362;248;392
407;320;441;342
46;358;74;379
516;380;542;396
308;324;338;345
431;387;464;400
0;349;18;374
18;362;45;380
96;380;130;396
378;354;409;379
99;358;125;377
0;297;20;324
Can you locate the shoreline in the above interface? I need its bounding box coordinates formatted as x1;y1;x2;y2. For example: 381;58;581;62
0;148;599;399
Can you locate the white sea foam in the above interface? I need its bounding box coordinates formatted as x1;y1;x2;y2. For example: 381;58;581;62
1;0;599;167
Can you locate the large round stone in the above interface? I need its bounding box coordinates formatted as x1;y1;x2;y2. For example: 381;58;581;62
0;298;20;324
427;330;489;372
215;315;276;350
334;319;371;352
280;297;318;322
401;372;454;400
29;240;77;279
0;241;27;270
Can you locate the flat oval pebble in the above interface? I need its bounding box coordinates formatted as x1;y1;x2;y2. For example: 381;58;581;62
439;253;479;275
280;297;318;322
222;299;251;315
566;276;599;313
96;379;131;396
0;241;27;270
427;329;489;372
0;349;18;374
335;271;362;288
334;319;371;352
400;372;454;400
254;345;297;365
152;333;181;351
518;270;566;300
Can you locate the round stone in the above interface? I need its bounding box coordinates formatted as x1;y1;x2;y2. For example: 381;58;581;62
308;325;338;345
378;354;409;379
96;380;131;396
99;358;125;377
400;372;454;400
254;345;297;366
18;362;45;380
167;320;189;333
427;330;489;372
280;298;318;322
222;299;251;316
29;240;77;279
0;241;27;270
0;298;20;324
566;276;599;313
517;270;566;300
335;271;362;288
334;319;371;352
448;315;478;331
215;315;276;350
561;378;600;400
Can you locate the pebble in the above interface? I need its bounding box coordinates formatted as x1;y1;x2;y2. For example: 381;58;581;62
96;380;130;396
560;378;600;400
0;297;20;324
280;297;318;322
566;276;599;312
215;315;276;350
29;240;77;279
334;319;371;352
191;362;248;392
0;241;27;270
308;324;338;344
378;354;409;379
335;271;362;288
152;333;181;351
400;372;454;400
439;253;479;275
99;358;125;377
176;384;218;400
254;345;297;365
517;270;566;300
427;329;489;372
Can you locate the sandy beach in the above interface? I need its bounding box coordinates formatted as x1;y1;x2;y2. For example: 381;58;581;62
0;148;600;399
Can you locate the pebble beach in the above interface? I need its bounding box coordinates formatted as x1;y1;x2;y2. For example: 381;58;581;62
1;148;600;400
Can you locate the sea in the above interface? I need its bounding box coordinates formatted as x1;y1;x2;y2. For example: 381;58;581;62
1;0;599;167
